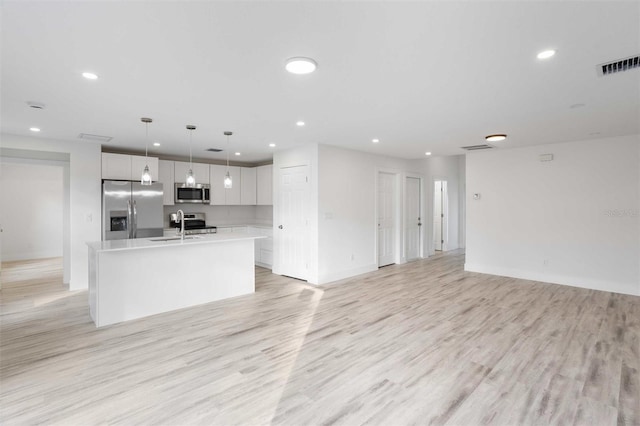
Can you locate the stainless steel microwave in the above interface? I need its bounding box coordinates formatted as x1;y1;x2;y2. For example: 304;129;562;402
175;183;210;204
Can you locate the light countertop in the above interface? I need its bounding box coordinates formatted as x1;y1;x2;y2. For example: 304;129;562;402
87;233;266;253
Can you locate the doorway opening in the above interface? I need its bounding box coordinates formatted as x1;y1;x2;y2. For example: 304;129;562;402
0;150;70;285
433;180;448;251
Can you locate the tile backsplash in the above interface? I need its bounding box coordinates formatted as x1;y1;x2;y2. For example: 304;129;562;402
163;204;273;228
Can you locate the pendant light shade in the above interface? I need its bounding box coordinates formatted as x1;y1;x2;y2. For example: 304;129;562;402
185;125;196;187
224;131;233;189
140;117;153;185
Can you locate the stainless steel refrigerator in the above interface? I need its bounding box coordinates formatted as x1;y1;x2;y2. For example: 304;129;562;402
102;180;164;240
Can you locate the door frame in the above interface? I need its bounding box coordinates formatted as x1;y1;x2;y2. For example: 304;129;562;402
375;169;402;267
432;177;449;254
404;173;425;262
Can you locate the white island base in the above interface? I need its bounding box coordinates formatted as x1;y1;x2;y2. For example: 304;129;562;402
88;234;264;327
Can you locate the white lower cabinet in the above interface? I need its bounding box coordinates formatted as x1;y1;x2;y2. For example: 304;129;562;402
217;226;272;269
249;226;273;269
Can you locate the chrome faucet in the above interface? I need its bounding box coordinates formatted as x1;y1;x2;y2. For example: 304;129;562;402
176;209;185;240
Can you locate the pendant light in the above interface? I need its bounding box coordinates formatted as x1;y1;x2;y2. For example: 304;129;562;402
224;131;233;189
140;117;153;185
185;125;196;187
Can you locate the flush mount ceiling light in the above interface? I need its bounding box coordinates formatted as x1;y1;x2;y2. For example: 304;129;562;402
224;131;233;189
185;125;197;188
29;127;41;132
425;152;432;156
82;72;98;80
269;143;276;148
537;49;556;60
285;57;317;74
296;121;305;127
153;142;161;147
372;139;380;143
140;117;153;185
485;134;507;142
235;152;241;156
26;101;45;109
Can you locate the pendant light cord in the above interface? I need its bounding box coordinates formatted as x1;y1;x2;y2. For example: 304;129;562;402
145;122;149;160
189;129;193;168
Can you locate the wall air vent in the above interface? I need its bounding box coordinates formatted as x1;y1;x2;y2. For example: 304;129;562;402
78;133;113;142
206;148;223;152
461;144;494;151
598;55;640;76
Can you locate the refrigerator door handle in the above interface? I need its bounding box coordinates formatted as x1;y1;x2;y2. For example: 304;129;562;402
132;200;138;239
127;200;133;239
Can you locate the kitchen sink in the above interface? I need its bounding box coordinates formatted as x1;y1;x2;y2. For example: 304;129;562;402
149;236;203;242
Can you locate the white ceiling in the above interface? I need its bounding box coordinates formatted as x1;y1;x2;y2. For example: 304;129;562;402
2;1;639;163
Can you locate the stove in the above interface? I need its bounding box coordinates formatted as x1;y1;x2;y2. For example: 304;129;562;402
169;212;217;235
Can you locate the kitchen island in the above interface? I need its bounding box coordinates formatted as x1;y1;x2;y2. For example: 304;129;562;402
87;233;266;327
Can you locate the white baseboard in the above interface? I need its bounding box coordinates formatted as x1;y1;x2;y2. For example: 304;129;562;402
2;250;63;262
464;263;639;296
317;263;379;285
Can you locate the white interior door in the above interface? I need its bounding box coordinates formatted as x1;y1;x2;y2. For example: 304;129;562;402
405;177;421;261
378;172;396;267
277;165;308;280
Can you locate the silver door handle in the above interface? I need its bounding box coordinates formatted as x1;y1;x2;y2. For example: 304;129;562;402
127;201;133;239
418;223;422;226
278;225;283;229
132;201;138;238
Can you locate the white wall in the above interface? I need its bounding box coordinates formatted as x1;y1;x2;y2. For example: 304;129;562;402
0;134;102;290
316;145;421;284
466;135;640;296
0;158;64;261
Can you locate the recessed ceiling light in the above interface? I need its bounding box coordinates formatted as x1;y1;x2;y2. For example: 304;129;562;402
296;121;305;127
269;143;276;147
285;57;317;74
235;152;241;156
372;139;380;143
29;127;41;132
425;152;432;156
153;142;161;147
485;134;507;142
537;49;556;60
82;72;98;80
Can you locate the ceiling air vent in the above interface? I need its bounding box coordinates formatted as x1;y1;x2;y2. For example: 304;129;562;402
598;55;640;76
78;133;112;142
206;148;223;152
461;144;494;151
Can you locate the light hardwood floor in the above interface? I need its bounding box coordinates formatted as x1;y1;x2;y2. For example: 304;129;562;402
1;252;638;425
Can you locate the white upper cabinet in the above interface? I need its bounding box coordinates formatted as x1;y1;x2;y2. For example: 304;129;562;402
174;161;210;186
240;167;257;205
131;155;159;183
209;164;241;205
209;164;226;206
102;153;131;180
225;166;242;205
256;164;273;205
102;153;158;182
157;160;175;205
